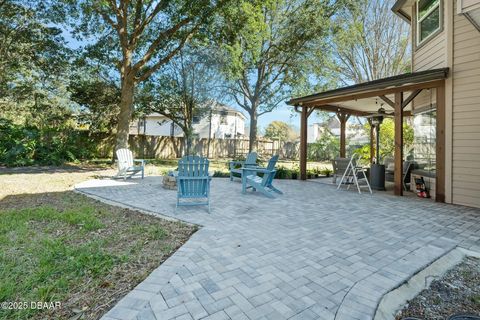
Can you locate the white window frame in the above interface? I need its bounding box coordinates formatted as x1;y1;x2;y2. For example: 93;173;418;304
416;0;442;46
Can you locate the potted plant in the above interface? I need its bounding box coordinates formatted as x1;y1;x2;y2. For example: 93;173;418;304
276;166;287;179
291;164;299;179
321;167;333;177
307;170;313;179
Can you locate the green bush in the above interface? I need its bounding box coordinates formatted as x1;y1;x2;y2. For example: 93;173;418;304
213;170;230;178
308;131;339;161
0;119;37;166
275;166;289;179
0;118;101;167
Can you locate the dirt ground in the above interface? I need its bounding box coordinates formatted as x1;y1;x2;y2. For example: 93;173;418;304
396;256;480;320
0;165;116;202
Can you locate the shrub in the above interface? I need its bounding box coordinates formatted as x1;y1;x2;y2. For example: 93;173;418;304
0;119;37;166
0;118;101;167
308;131;339;161
213;170;230;178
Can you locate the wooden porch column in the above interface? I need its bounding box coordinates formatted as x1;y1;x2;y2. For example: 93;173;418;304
337;112;350;158
394;92;404;196
300;106;308;180
436;85;446;202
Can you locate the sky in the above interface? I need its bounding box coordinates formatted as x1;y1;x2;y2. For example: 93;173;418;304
252;103;326;134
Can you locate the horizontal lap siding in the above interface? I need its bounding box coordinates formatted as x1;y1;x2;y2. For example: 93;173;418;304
452;9;480;208
412;0;447;73
462;0;480;10
414;34;447;71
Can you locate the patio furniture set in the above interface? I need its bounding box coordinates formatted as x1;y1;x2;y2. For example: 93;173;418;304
114;149;283;213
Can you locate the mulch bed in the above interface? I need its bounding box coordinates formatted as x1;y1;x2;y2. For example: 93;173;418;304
396;256;480;320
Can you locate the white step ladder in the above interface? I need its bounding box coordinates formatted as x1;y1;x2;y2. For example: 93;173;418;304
336;154;372;194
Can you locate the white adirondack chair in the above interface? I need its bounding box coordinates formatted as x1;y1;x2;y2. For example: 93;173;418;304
115;148;145;180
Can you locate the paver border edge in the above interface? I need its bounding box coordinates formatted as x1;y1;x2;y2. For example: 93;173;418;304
74;187;199;227
373;246;480;320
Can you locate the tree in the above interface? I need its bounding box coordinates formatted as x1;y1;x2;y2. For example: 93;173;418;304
308;130;339;161
63;0;231;151
0;0;71;125
68;71;121;136
330;0;410;84
137;45;222;155
220;0;349;152
356;118;414;161
264;121;297;142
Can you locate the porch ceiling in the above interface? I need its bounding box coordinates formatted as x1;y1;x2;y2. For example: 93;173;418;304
287;68;449;116
327;95;398;115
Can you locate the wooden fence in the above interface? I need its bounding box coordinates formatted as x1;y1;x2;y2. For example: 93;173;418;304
124;135;299;160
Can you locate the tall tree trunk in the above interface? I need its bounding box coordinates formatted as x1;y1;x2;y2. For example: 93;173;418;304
184;124;193;156
115;76;135;152
249;111;257;153
185;134;192;156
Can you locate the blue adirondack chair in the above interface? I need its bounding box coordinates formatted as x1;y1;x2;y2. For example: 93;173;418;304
229;152;258;181
176;155;211;213
241;155;282;198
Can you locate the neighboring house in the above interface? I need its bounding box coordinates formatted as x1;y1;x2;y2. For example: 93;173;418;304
130;104;246;139
308;118;340;143
308;118;368;144
289;0;480;208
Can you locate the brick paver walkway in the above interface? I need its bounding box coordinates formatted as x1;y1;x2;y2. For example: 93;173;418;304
75;177;480;320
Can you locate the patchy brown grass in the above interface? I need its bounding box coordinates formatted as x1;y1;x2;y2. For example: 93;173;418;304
0;166;196;320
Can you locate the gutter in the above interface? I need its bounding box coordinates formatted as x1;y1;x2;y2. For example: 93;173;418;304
391;0;411;23
287;68;449;106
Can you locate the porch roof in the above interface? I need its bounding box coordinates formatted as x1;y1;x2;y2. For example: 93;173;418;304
286;68;449;116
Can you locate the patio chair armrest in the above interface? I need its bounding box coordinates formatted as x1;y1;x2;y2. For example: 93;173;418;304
241;167;275;174
134;159;146;166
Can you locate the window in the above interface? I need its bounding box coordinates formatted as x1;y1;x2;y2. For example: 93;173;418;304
192;116;200;124
219;112;228;125
413;107;436;174
417;0;441;45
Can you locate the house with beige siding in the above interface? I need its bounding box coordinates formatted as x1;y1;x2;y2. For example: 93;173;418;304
287;0;480;208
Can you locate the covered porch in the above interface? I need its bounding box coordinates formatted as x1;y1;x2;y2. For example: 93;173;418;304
287;68;449;202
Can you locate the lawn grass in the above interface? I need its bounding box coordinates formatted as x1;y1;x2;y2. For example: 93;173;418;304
0;169;196;320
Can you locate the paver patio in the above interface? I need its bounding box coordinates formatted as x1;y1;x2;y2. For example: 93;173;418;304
75;177;480;320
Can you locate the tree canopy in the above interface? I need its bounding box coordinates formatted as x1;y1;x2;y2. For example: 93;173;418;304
219;0;351;151
264;121;298;142
136;44;223;154
0;0;417;166
59;0;232;150
330;0;410;84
